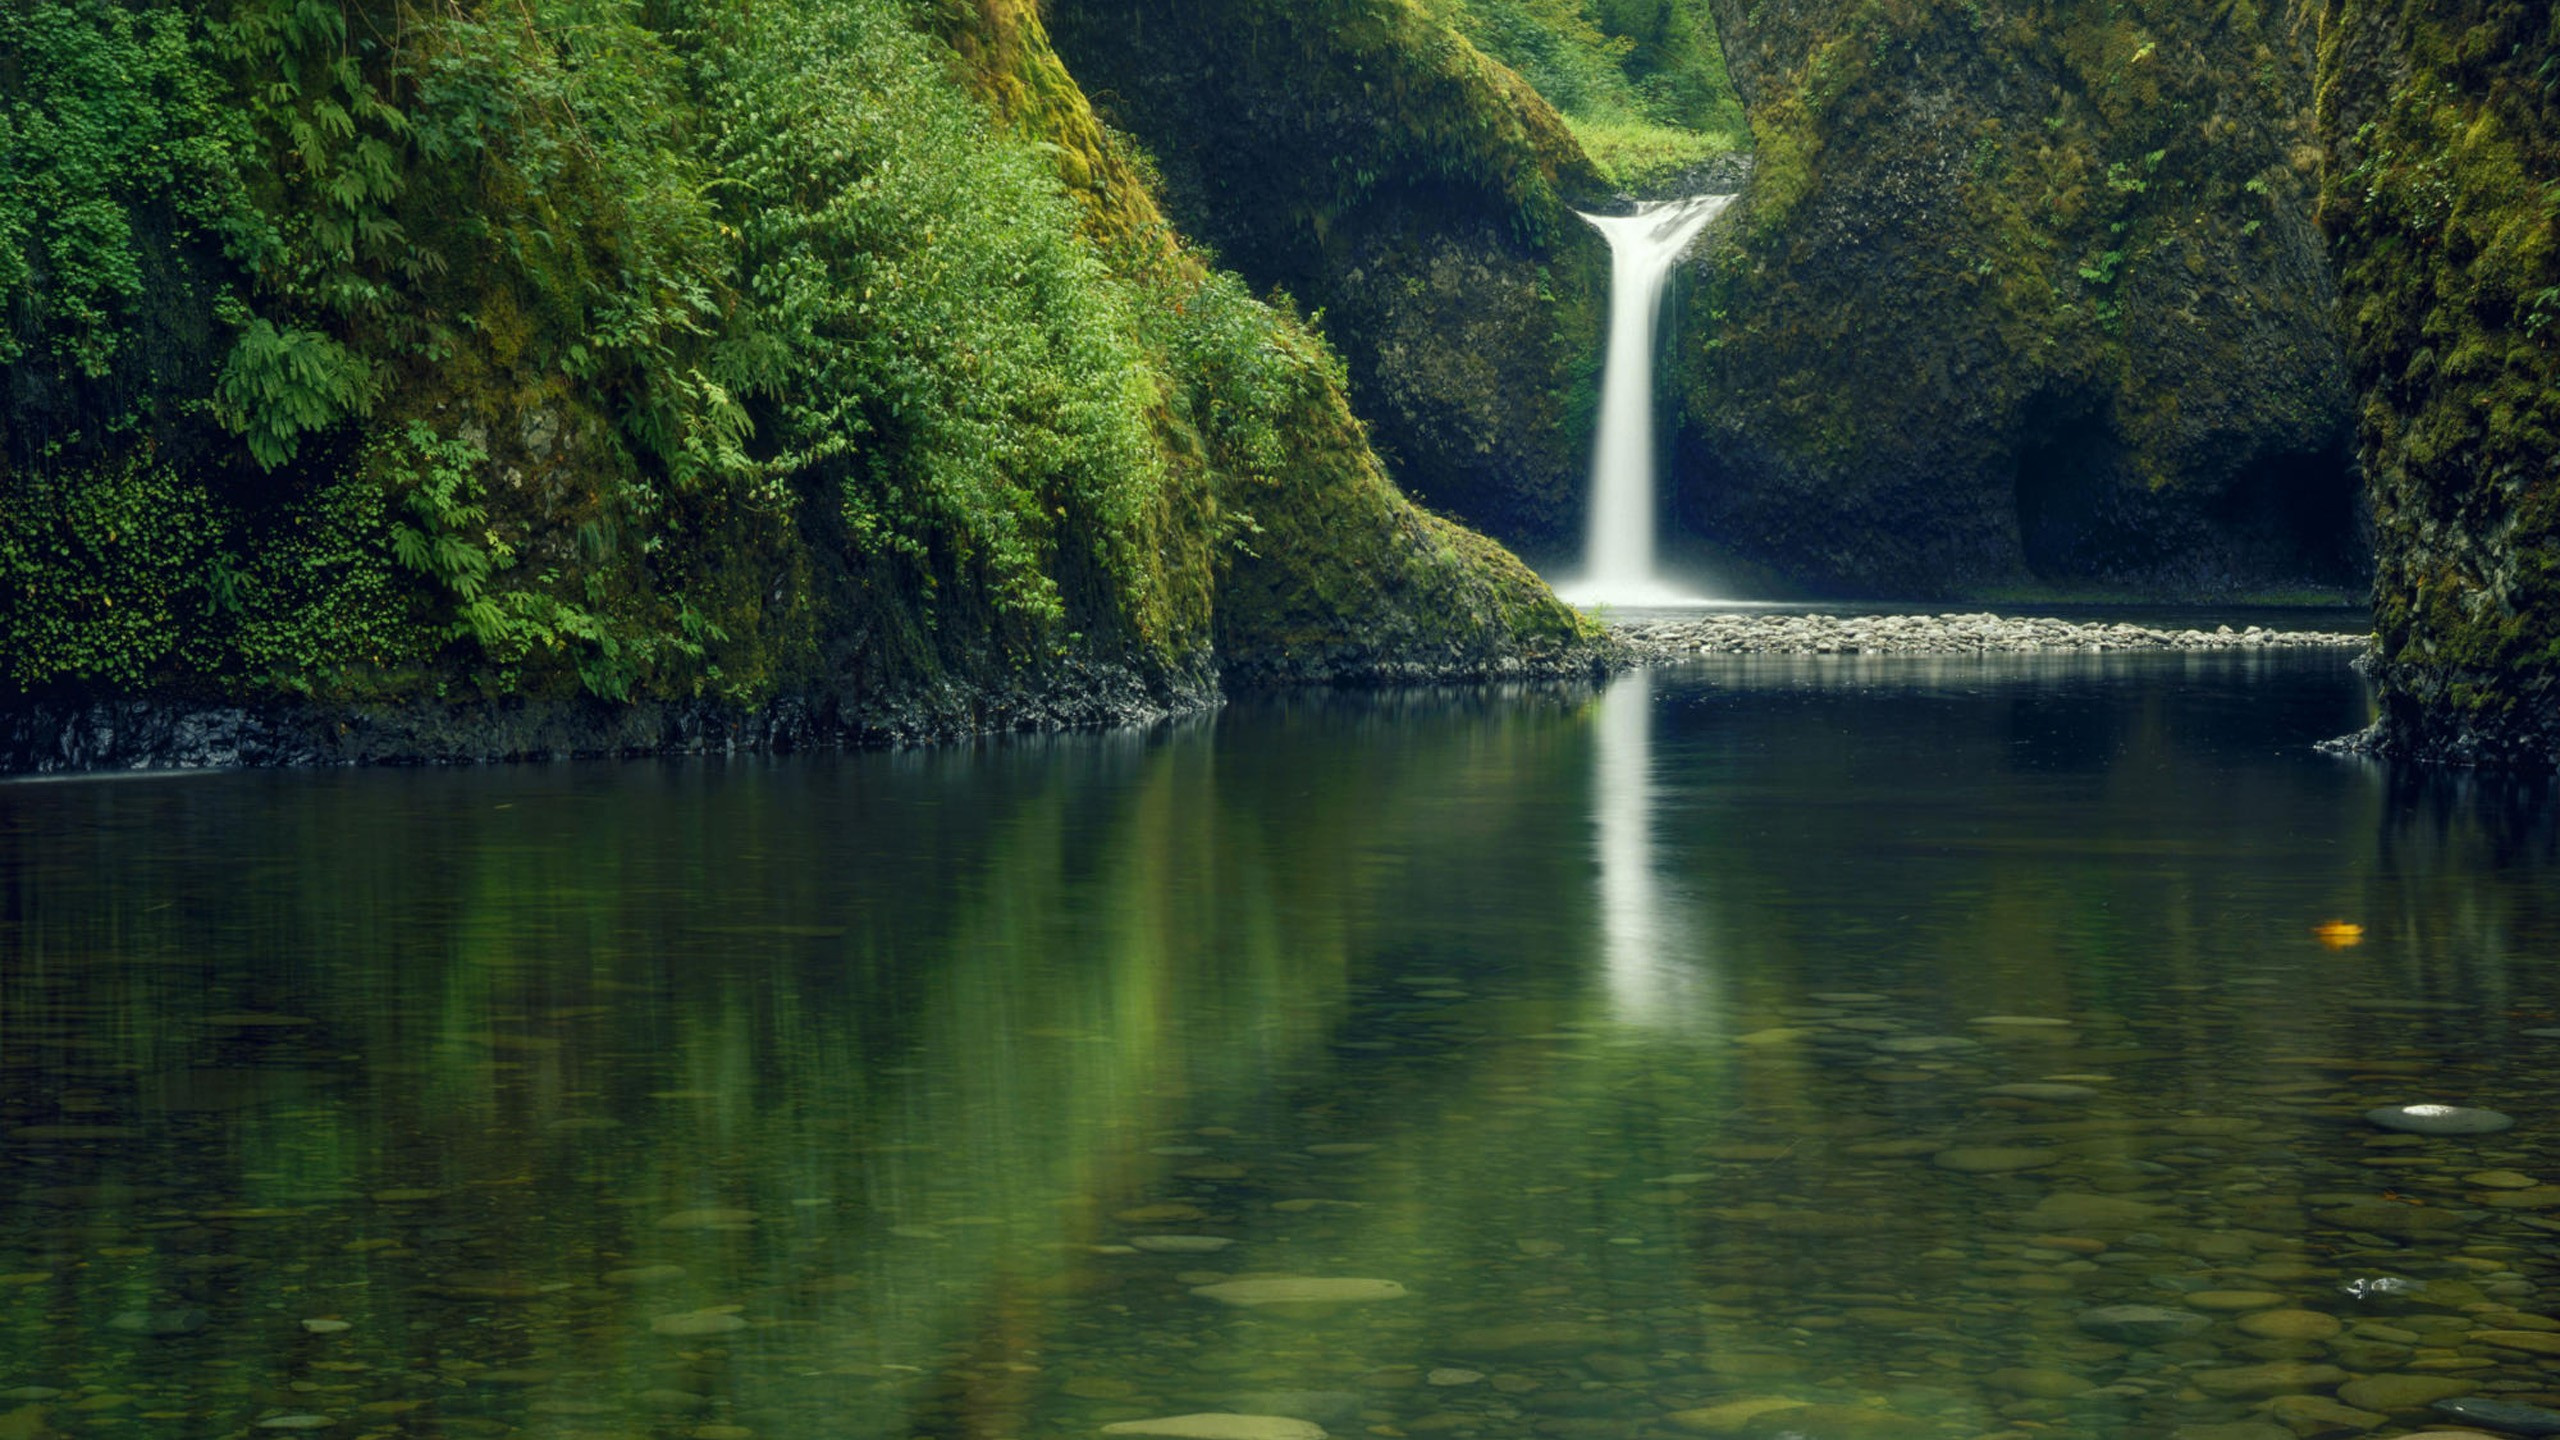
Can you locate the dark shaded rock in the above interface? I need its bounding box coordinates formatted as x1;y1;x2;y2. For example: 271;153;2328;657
2314;0;2560;767
1675;0;2361;600
1045;0;1615;560
2434;1397;2560;1437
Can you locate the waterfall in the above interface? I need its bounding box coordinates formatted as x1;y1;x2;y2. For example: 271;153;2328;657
1555;194;1735;608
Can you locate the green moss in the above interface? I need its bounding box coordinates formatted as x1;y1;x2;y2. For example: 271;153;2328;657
2317;0;2560;759
1676;0;2357;595
1;0;1590;725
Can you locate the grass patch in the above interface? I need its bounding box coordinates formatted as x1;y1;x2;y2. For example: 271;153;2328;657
1566;113;1745;189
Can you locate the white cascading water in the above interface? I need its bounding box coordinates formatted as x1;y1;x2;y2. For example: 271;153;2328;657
1555;193;1735;607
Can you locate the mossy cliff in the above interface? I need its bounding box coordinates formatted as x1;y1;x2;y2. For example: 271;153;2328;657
1043;0;1625;558
1682;0;2365;597
0;0;1601;769
2315;0;2560;765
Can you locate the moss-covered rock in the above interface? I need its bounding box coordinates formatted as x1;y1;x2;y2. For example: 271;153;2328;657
1045;0;1620;559
2315;0;2560;764
1681;0;2365;597
0;0;1601;767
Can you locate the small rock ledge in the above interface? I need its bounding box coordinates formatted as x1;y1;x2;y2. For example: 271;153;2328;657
1616;612;2371;662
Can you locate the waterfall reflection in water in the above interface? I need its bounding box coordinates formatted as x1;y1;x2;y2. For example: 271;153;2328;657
1592;668;1711;1027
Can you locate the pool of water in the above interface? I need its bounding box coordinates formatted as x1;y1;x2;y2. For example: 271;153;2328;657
5;650;2560;1440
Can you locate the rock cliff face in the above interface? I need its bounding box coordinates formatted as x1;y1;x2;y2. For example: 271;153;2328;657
1680;0;2367;597
1044;0;1618;558
0;0;1605;771
2316;0;2560;765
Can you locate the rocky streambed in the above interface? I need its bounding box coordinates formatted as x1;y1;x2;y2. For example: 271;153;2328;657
1616;612;2370;662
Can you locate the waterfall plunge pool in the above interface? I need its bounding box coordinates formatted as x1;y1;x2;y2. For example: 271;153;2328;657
6;648;2559;1440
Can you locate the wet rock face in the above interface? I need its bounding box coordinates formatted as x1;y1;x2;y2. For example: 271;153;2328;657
1678;0;2364;598
2314;0;2560;767
1042;0;1612;559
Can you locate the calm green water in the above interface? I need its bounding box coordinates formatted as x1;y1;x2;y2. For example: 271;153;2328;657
6;650;2560;1440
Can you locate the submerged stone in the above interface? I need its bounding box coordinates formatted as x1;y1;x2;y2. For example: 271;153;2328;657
2236;1309;2344;1341
648;1308;748;1337
2336;1376;2477;1413
2076;1305;2212;1343
2260;1394;2386;1436
2432;1397;2560;1436
1101;1416;1326;1440
1666;1398;1808;1434
1189;1278;1406;1306
2364;1104;2514;1135
1984;1083;2099;1100
2191;1362;2350;1398
2028;1192;2165;1229
1986;1368;2087;1398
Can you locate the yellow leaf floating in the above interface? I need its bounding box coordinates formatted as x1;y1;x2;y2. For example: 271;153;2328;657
2314;921;2365;949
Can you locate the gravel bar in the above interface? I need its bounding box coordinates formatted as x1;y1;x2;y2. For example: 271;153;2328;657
1616;611;2371;662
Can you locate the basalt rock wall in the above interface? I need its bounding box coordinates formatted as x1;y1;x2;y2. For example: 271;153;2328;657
1044;0;1619;559
1680;0;2367;598
2315;0;2560;765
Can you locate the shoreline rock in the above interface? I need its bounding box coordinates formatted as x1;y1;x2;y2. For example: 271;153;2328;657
1612;611;2369;662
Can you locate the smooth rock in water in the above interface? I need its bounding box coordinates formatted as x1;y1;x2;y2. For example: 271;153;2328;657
1667;1398;1809;1434
648;1308;748;1337
2237;1309;2344;1341
2077;1305;2212;1343
654;1208;760;1230
1189;1278;1406;1307
1130;1235;1235;1254
1101;1416;1325;1440
1933;1146;2058;1173
299;1319;352;1335
108;1308;207;1336
2192;1363;2350;1398
2433;1398;2560;1436
254;1418;336;1431
1985;1083;2099;1100
2480;1185;2560;1208
2172;1424;2291;1440
1735;1403;1926;1437
1736;1028;1812;1047
2475;1330;2560;1355
2336;1376;2478;1413
1444;1321;1645;1356
2320;1203;2468;1236
603;1264;688;1286
2463;1171;2542;1190
1986;1368;2088;1399
2365;1104;2514;1135
1971;1015;2073;1027
1226;1394;1362;1425
2029;1192;2166;1229
2260;1394;2387;1437
1425;1371;1482;1388
2189;1290;2288;1311
1874;1036;1979;1054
